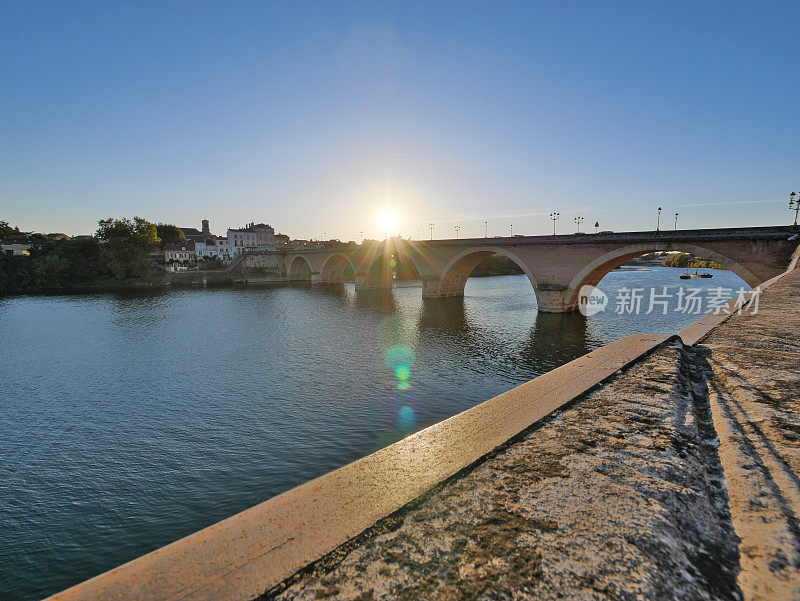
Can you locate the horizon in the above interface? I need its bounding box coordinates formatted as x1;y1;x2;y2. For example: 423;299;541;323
2;2;799;239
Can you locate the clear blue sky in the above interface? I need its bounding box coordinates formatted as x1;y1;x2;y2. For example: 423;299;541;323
1;1;798;240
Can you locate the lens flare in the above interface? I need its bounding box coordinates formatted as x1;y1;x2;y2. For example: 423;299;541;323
397;405;416;429
384;345;415;389
395;364;411;382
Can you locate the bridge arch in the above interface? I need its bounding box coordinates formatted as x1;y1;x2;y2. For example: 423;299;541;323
564;242;760;311
358;246;424;291
435;246;540;301
287;255;313;281
320;253;357;284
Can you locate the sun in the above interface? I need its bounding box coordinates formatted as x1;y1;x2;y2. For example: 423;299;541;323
379;211;398;234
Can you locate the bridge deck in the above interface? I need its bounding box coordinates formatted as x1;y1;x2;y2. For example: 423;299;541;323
285;225;795;252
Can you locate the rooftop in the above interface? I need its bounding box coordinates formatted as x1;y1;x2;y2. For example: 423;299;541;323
229;223;273;233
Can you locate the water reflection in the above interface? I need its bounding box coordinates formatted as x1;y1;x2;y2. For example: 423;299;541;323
522;311;591;372
417;296;469;332
354;287;399;312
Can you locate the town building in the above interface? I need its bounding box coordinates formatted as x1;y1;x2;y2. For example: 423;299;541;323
163;240;196;266
195;236;230;260
179;227;205;243
227;223;276;254
1;241;31;256
179;220;231;260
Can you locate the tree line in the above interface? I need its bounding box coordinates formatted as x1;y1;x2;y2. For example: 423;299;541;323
0;218;187;293
661;252;726;270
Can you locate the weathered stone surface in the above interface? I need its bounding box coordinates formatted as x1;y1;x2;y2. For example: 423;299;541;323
700;269;800;600
266;344;742;601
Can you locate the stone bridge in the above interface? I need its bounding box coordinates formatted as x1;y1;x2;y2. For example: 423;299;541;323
285;226;798;312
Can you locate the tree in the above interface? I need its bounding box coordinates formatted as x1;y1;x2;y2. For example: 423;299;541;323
0;220;22;240
0;219;32;241
96;217;160;279
156;223;185;246
662;252;726;270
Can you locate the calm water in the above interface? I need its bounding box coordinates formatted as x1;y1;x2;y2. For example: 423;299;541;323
0;267;747;600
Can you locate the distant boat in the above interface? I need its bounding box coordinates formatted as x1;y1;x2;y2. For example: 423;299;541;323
699;272;713;278
680;271;691;280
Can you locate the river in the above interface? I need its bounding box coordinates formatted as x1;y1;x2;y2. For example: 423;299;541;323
0;267;748;600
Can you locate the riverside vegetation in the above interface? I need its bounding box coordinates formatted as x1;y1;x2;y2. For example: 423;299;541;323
0;218;186;294
660;252;726;270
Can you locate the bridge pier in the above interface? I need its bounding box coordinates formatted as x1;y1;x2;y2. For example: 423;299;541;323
421;278;442;298
535;284;575;313
354;274;392;292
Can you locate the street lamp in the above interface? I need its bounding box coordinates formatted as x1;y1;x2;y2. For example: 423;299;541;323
574;216;584;233
549;212;560;235
790;192;799;226
674;212;679;230
657;207;662;232
429;222;435;240
455;225;461;239
484;221;488;238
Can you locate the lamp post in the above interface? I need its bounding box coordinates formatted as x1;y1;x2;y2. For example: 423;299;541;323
429;222;435;240
549;212;560;235
484;221;488;238
455;225;461;239
657;207;662;232
790;192;799;226
574;216;584;233
674;212;679;230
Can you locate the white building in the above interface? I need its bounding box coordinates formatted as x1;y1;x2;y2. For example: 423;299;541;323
227;223;276;254
195;236;230;260
1;242;31;256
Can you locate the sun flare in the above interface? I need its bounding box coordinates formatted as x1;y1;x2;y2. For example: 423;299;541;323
379;211;398;234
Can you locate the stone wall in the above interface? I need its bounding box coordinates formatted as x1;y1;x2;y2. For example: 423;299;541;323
244;253;287;278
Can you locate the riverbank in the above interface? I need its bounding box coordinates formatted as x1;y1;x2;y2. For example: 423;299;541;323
0;270;290;295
